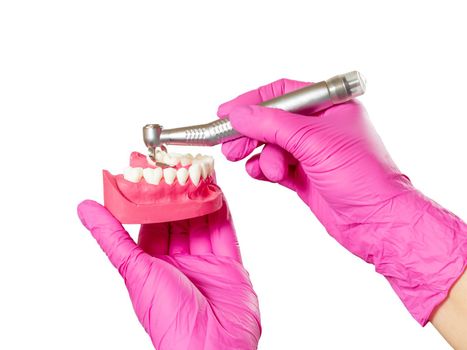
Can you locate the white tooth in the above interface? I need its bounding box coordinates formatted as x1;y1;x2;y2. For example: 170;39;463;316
202;156;214;175
176;167;189;185
123;167;143;183
163;168;177;185
185;153;194;160
189;164;202;186
155;150;166;162
169;152;183;160
163;153;179;167
201;163;209;179
192;159;209;179
180;156;192;166
195;153;204;160
143;167;163;185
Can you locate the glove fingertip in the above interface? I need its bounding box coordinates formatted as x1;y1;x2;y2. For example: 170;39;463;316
245;155;265;180
77;200;101;228
221;142;241;161
228;105;255;123
221;138;259;162
217;103;231;117
263;165;287;183
259;144;289;183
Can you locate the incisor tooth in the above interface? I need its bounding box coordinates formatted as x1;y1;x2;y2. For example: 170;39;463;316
189;164;202;186
123;167;143;183
176;168;189;185
163;168;177;185
143;167;163;185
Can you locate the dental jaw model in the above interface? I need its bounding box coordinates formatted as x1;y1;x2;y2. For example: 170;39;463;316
103;150;222;224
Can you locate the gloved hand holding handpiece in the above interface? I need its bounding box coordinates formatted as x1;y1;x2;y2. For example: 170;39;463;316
217;77;467;348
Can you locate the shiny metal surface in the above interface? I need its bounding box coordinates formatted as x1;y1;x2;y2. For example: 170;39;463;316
158;119;239;146
143;71;366;149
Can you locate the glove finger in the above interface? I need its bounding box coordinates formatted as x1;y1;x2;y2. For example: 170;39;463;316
217;78;311;117
245;154;268;181
138;223;170;256
229;105;316;156
259;144;288;182
208;199;242;263
246;152;297;191
221;137;261;161
169;220;190;255
77;200;142;274
217;79;311;162
188;215;212;255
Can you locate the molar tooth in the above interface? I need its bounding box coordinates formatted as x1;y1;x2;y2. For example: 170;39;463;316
202;156;214;175
143;167;162;185
169;152;183;159
180;156;192;167
189;164;202;186
155;150;166;162
123;167;143;183
176;167;189;185
163;153;179;167
163;168;177;185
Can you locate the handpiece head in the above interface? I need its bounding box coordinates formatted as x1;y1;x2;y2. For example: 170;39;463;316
143;124;164;160
143;124;163;148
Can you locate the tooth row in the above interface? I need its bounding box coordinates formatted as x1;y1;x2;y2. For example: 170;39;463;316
154;151;214;168
123;162;213;186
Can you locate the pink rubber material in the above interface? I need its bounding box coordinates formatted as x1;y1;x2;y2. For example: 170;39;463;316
103;171;223;224
102;152;223;224
77;199;261;349
217;78;467;326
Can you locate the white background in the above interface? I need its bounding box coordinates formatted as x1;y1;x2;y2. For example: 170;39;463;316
0;1;466;349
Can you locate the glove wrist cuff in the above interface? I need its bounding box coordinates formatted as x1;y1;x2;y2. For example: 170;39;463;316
369;190;467;325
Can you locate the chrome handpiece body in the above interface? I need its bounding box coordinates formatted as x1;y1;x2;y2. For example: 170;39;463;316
144;71;366;152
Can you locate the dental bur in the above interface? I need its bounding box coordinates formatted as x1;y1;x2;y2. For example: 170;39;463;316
143;71;366;158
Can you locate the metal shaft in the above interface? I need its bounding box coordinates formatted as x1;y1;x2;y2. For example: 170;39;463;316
144;71;366;149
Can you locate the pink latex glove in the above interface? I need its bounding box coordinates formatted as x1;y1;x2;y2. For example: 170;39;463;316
77;199;261;350
218;78;467;326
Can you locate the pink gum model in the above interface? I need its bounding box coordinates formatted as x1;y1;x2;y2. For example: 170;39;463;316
103;152;223;224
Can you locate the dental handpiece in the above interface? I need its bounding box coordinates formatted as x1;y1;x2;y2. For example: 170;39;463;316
143;71;366;156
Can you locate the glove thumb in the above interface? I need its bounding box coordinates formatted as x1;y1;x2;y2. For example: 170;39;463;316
228;105;313;154
77;200;141;276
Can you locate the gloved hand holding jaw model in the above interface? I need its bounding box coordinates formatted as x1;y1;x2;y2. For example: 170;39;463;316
77;197;261;350
217;78;467;348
